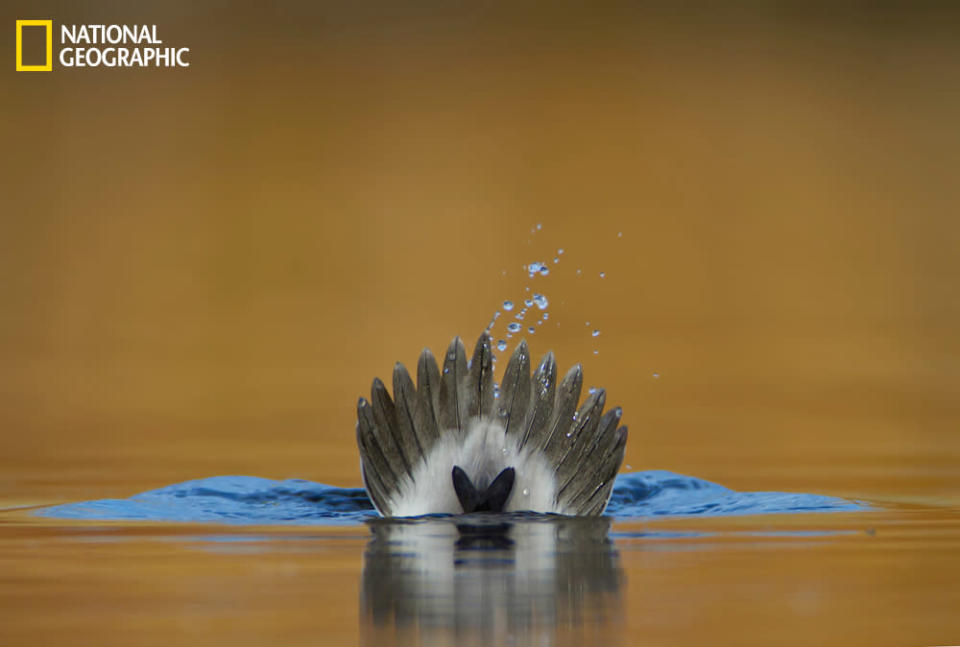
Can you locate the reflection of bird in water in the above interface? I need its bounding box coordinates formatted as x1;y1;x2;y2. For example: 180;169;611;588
361;516;624;646
356;333;628;516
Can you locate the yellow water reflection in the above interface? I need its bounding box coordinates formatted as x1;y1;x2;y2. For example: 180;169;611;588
1;508;958;645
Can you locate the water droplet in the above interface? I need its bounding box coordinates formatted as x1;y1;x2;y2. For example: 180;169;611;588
599;271;606;278
493;311;501;319
542;312;549;320
585;321;590;326
536;223;542;230
588;387;597;394
502;447;509;455
593;350;599;355
507;322;521;333
443;367;450;374
626;464;633;470
522;488;530;496
576;268;582;275
572;411;579;420
592;329;600;337
553;257;559;263
524;298;533;308
536;321;542;326
503;300;514;311
515;311;525;320
528;326;535;334
532;294;548;310
526;261;548;277
497;339;507;352
652;372;660;379
617;231;622;238
506;332;513;339
558;248;564;255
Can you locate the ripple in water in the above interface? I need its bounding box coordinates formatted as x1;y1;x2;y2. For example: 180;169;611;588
36;471;864;525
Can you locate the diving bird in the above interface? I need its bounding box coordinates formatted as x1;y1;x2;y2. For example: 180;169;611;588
355;332;628;517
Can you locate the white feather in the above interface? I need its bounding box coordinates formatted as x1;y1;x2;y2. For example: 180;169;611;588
387;417;565;517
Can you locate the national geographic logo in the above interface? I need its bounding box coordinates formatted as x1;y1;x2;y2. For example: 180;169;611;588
15;20;52;71
15;20;190;71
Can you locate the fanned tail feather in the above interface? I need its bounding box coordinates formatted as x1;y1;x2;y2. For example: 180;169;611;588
355;332;628;517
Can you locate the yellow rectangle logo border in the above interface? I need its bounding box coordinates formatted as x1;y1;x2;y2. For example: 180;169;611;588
16;20;53;71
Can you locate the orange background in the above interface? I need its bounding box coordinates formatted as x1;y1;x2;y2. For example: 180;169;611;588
2;1;959;507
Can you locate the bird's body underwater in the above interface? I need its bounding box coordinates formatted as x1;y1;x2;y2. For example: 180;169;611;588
356;333;628;517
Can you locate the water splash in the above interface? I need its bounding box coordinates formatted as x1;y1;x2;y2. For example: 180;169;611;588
488;234;610;354
526;262;549;278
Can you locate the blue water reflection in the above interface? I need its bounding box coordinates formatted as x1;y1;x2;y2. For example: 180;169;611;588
37;470;861;524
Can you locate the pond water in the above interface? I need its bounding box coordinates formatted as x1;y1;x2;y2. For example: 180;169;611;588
5;469;958;645
2;488;957;646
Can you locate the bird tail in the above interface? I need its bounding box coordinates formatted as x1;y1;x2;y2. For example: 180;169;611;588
356;332;627;517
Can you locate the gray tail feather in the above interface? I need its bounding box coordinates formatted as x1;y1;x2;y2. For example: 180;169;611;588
356;332;627;516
